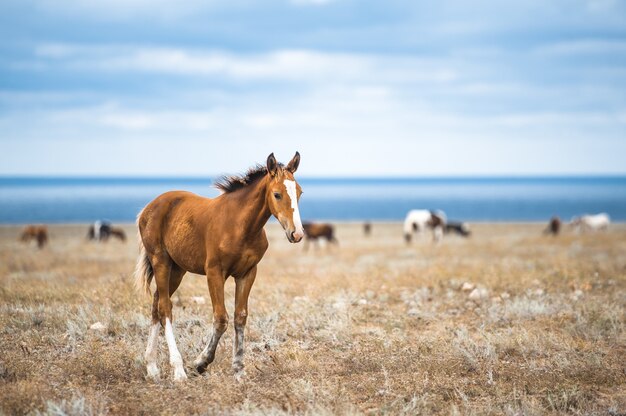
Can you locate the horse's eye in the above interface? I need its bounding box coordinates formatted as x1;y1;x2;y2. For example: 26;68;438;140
274;193;282;200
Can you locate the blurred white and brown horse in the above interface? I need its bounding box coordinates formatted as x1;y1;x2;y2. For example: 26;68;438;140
570;213;610;233
87;221;126;242
445;221;471;237
135;152;303;381
403;209;447;243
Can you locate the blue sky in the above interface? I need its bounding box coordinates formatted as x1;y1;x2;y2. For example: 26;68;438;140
1;0;625;176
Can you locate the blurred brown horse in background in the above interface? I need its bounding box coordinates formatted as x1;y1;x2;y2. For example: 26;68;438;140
20;225;48;249
543;216;561;236
135;152;303;381
303;222;338;250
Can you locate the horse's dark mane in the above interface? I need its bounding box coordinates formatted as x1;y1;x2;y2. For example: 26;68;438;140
214;163;283;193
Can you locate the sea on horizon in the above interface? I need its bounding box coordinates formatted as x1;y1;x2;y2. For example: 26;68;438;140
1;176;625;224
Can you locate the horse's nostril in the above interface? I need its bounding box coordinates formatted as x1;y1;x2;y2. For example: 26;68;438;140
291;231;304;242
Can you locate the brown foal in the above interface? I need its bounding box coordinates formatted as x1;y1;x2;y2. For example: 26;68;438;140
135;152;304;381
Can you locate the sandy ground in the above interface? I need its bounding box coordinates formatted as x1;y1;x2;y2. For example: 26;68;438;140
0;222;625;415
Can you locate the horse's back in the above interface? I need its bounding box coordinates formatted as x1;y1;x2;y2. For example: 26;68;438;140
584;213;610;228
138;190;215;273
303;222;334;239
404;210;430;232
139;191;213;242
317;224;334;239
596;213;610;224
431;209;447;224
405;210;430;222
140;191;207;222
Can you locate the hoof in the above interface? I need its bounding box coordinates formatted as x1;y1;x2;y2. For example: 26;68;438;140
173;367;188;382
232;360;244;373
194;357;208;374
234;369;246;383
146;363;160;380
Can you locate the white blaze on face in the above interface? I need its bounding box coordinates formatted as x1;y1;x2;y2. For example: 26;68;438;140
284;179;304;238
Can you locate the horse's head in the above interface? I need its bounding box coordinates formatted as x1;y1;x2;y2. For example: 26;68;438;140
266;152;304;243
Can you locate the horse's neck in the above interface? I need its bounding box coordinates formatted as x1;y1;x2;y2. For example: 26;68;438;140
227;177;271;237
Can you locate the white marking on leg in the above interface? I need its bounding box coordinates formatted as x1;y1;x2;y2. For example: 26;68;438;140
284;179;304;239
145;323;160;379
164;318;187;381
94;220;101;241
194;343;210;370
434;226;443;243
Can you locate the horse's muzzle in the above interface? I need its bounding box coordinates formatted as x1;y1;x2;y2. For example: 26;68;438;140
286;230;304;243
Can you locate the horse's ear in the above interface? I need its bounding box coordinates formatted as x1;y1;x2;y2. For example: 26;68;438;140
286;151;300;173
267;153;278;177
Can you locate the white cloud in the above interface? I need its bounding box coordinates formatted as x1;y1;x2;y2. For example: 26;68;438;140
3;84;623;146
586;0;618;12
27;43;459;85
534;39;626;56
290;0;336;5
32;0;218;20
491;111;623;127
40;103;218;132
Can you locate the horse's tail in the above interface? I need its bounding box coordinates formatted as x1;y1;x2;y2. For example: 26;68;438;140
134;214;153;296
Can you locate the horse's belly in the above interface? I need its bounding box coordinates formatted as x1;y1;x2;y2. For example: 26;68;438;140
163;222;207;274
169;250;206;275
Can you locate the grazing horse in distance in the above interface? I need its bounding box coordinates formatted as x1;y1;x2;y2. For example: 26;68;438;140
445;221;471;237
135;152;303;381
570;213;610;233
302;222;338;250
543;216;561;236
87;221;127;242
403;209;447;243
20;225;48;249
109;228;127;241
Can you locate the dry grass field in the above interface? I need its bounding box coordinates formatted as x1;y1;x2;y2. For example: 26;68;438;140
1;223;625;415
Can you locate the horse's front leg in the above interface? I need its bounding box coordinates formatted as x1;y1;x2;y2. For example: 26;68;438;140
194;268;228;374
232;266;257;380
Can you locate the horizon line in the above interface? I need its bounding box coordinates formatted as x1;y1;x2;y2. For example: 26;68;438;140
2;173;626;180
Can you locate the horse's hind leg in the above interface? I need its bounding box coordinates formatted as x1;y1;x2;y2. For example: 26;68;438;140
145;289;162;379
152;257;187;381
144;264;186;380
